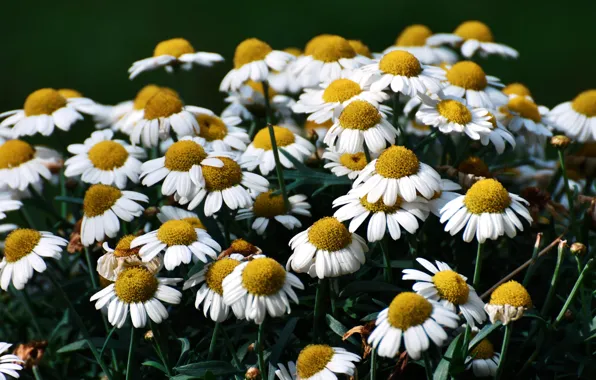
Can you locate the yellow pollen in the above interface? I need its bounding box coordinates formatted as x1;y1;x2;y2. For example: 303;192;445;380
153;38;195;58
502;83;532;98
241;257;286;296
308;217;351;251
396;24;433;46
446;61;488;91
507;97;541;123
311;35;356;62
432;270;469;305
437;99;472;125
144;90;183;120
133;85;169;110
196;114;228;141
229;238;260;255
458;156;491;178
253;126;296;150
489;280;532;308
322;79;362;103
88;141;129;170
246;80;278;99
83;184;122;217
304;34;334;55
463;179;511;214
348;40;372;58
296;345;335;379
4;229;41;262
339;152;368;171
486;112;498;129
571;90;596;117
234;38;273;68
283;47;302;57
181;217;205;230
387;292;433;330
202;157;243;191
338;100;381;130
0;140;36;169
253;191;287;218
164;140;208;172
113;235;141;258
58;89;83;99
157;220;197;246
23;88;67;116
454;21;494;42
114;266;158;303
470;338;495;360
379;50;422;77
360;196;402;214
411;119;431;131
205;258;241;295
375;146;420;179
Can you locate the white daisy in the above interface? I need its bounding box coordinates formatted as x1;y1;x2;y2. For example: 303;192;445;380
548;89;596;143
479;112;516;154
115;85;173;134
56;88;100;115
193;111;250;152
0;193;21;220
501;96;552;156
0;140;54;191
268;47;304;94
156;205;206;229
79;100;134;131
440;61;508;108
485;280;532;325
382;24;458;65
502;83;534;102
323;148;376;180
0;342;23;379
222;80;295;122
427;179;461;217
275;345;360;380
97;235;163;282
466;336;501;377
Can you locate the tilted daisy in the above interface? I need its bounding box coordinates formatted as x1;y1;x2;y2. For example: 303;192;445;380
0;228;67;290
157;205;206;230
222;255;304;324
220;38;294;92
427;179;461;217
194;111;250;152
275;345;360;380
81;184;148;246
502;82;534;101
222;80;295;121
440;178;532;243
466;335;501;378
441;61;508;108
501;96;552;156
402;258;486;326
322;149;375;180
484;280;532;325
90;266;182;328
269;47;303;94
0;140;53;191
0;88;83;137
382;24;458;65
236;191;311;235
287;217;368;278
368;292;459;359
128;38;224;79
333;192;428;242
427;21;519;59
548;89;596;143
0;342;23;379
97;235;163;282
116;85;174;134
65;129;146;189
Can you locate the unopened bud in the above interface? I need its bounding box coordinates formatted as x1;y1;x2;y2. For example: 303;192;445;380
550;135;571;149
570;242;587;256
144;206;158;218
247;343;255;353
13;341;47;369
245;367;261;380
144;330;154;342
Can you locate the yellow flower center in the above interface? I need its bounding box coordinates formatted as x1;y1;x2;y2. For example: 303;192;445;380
113;235;141;258
379;50;422;77
153;38;195;58
311;35;356;62
284;47;302;57
4;229;42;262
87;141;129;170
463;179;511;214
387;292;433;330
252;126;296;150
229;238;260;255
375;146;420;179
0;140;36;169
321;79;362;103
348;40;372;58
246;80;277;99
502;83;531;98
395;24;433;46
454;21;494;42
432;270;469;305
489;280;532;308
296;345;335;379
133;85;167;110
83;184;122;217
144;90;183;120
307;217;351;252
458;156;491;177
114;266;158;303
411;119;431;131
58;88;83;99
181;217;205;230
23;88;67;116
571;90;596;117
360;196;403;214
196;114;228;141
470;337;495;360
304;34;334;55
164;140;208;172
339;152;368;171
233;38;273;68
157;220;197;246
202;157;243;191
436;99;472;125
241;257;286;296
205;258;241;295
446;61;488;91
507;97;541;122
338;100;381;131
253;191;287;218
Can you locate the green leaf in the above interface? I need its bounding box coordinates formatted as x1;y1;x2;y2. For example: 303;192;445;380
143;360;167;373
176;337;191;367
187;260;206;278
468;322;502;351
57;340;88;354
54;196;84;204
339;281;402;297
326;314;359;347
174;361;243;377
361;312;379;322
434;332;465;380
268;317;299;379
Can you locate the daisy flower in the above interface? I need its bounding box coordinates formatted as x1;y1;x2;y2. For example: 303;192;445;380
383;24;458;64
97;235;163;282
275;345;360;380
0;342;23;379
65;130;146;189
402;258;486;326
333;192;428;242
427;21;518;59
90;266;182;328
502;96;552;156
156;205;206;230
115;85;174;134
222;255;304;324
368;292;459;359
220;38;294;92
323;149;375;180
236;191;311;235
440;178;533;243
81;184;148;246
0;88;83;137
427;179;461;217
268;47;303;94
502;82;534;101
349;40;373;58
128;38;224;79
287;217;368;278
466;336;501;377
548;89;596;143
194;111;250;152
441;61;508;108
0;228;67;290
484;280;532;325
80;99;134;130
0;140;53;191
241;125;315;175
479;112;516;154
222;80;295;121
131;219;221;271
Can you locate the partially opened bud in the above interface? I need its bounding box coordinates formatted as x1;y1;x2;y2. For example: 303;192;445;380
550;135;571;149
570;242;586;256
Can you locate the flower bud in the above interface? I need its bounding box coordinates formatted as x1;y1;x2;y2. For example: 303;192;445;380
13;341;47;369
144;330;154;342
245;367;261;380
550;135;571;149
570;242;586;256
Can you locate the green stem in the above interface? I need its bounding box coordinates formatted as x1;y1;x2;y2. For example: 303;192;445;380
221;326;243;370
423;351;433;380
558;149;579;238
522;233;543;286
313;278;328;342
59;168;68;219
100;326;117;357
13;287;42;337
495;324;513;380
380;236;393;283
266;121;290;210
473;242;484;289
248;120;258;139
392;93;405;145
84;248;98;289
20;208;36;229
32;366;43;380
208;323;221;360
413;129;439;153
540;241;566;316
554;258;594;327
150;321;172;376
461;324;472;357
257;322;267;379
370;348;377;380
126;328;137;380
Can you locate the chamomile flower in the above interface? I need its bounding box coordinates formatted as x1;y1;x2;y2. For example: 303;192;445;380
193;111;250;152
241;125;315;175
383;24;458;64
222;255;304;324
352;145;442;203
502;97;552;156
466;336;501;377
183;254;245;322
441;61;508;108
287;217;368;278
548;90;596;143
116;85;175;134
128;38;224;79
402;258;486;326
0;342;23;379
0;228;67;290
82;99;134;130
333;192;428;242
220;38;294;92
65;130;146;189
440;179;532;243
274;362;297;380
157;206;206;230
502;83;533;101
97;235;163;282
427;21;518;59
368;292;459;359
90;266;182;328
275;345;360;380
0;140;53;191
484;280;532;325
131;220;221;271
323;149;375;180
81;185;148;246
0;88;83;137
349;40;373;58
236;191;311;235
268;47;303;94
427;179;461;217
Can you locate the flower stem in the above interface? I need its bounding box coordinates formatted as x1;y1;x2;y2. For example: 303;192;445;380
13;286;42;337
522;233;543;286
221;326;243;370
370;348;377;380
84;247;99;289
257;321;267;379
423;351;433;380
265;121;290;210
392;93;405;145
313;278;328;342
208;322;221;360
554;258;594;327
473;242;484;289
380;236;393;283
557;148;579;237
413;129;439;153
495;324;513;380
32;366;44;380
59;168;68;219
126;328;137;380
540;240;566;316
